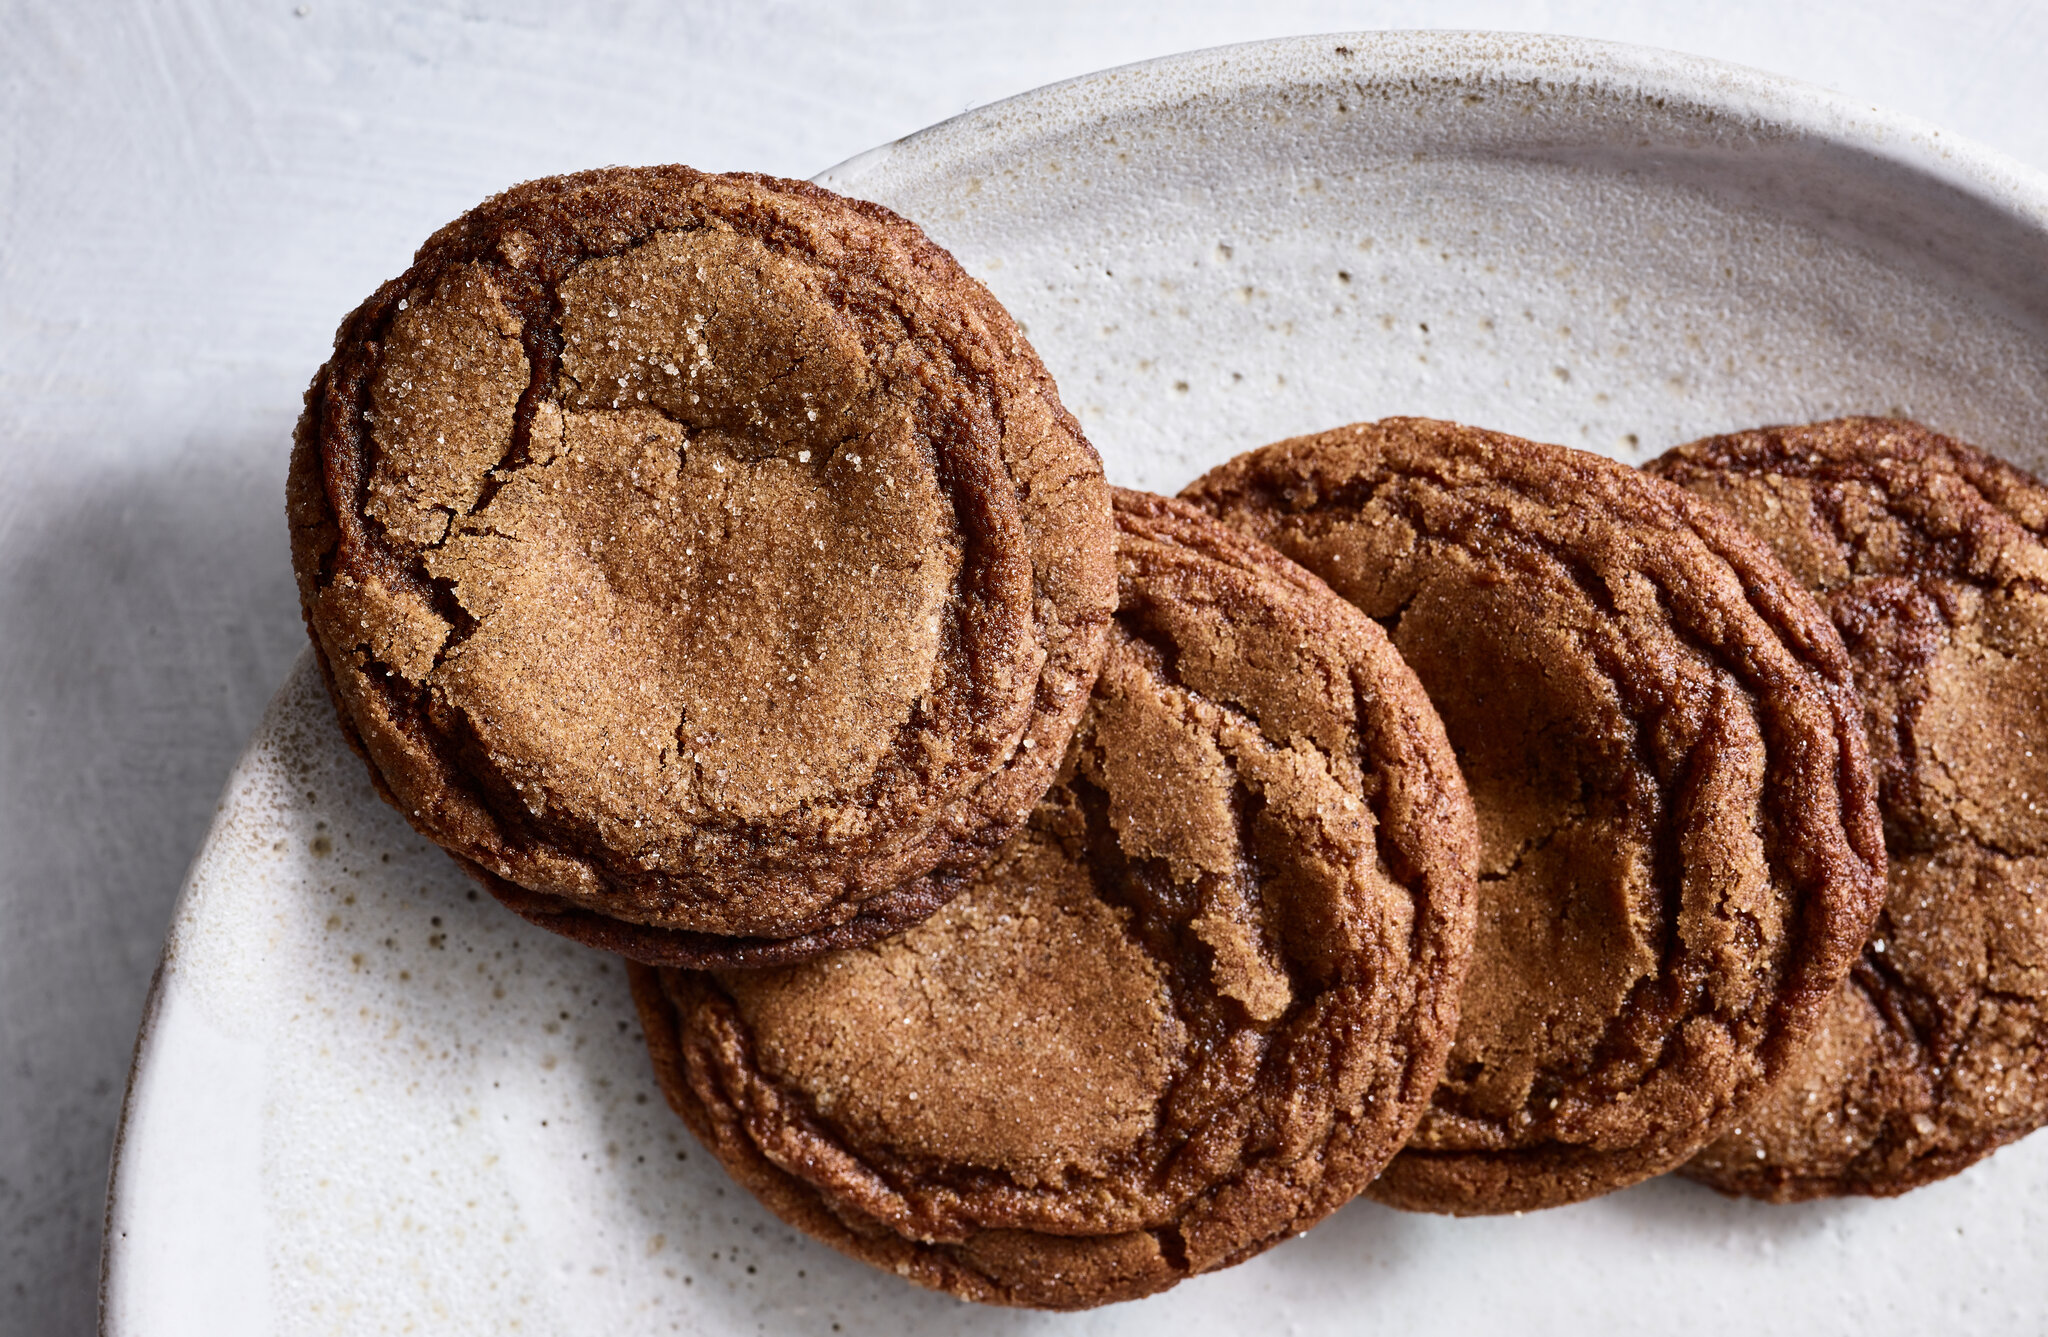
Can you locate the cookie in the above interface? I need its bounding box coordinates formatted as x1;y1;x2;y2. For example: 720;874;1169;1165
629;489;1478;1309
1184;417;1885;1214
1649;417;2048;1199
288;166;1114;966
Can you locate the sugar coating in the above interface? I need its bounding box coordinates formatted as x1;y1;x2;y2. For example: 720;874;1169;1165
1185;417;1887;1215
631;490;1479;1309
725;830;1182;1181
1653;418;2048;1199
288;167;1114;956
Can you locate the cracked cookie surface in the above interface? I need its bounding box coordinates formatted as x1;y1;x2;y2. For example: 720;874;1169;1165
629;490;1478;1309
288;166;1114;965
1184;417;1884;1214
1651;418;2048;1199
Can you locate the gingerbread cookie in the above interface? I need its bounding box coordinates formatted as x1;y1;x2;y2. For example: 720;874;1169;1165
1185;417;1884;1214
289;167;1114;966
1651;417;2048;1199
630;489;1477;1308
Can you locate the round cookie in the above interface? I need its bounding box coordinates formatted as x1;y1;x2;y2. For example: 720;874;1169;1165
288;166;1114;966
629;489;1478;1309
1650;417;2048;1199
1184;417;1886;1215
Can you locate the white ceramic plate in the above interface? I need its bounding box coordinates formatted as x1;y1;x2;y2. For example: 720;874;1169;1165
104;32;2048;1335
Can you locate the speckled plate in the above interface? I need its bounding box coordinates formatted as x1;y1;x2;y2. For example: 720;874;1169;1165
104;32;2048;1335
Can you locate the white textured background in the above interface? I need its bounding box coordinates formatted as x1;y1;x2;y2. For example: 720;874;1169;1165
4;2;2046;1332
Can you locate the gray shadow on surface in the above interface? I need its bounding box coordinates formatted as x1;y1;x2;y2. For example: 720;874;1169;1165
0;442;305;1334
1598;1167;1871;1252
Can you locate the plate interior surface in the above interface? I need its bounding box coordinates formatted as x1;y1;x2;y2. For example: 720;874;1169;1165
106;32;2048;1336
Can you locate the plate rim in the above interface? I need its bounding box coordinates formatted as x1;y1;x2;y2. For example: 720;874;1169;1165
816;29;2048;232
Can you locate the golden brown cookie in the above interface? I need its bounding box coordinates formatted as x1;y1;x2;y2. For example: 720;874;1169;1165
288;167;1114;966
629;489;1478;1309
1650;417;2048;1199
1184;417;1885;1214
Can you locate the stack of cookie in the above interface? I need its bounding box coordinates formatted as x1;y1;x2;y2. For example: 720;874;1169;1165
289;168;2048;1310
